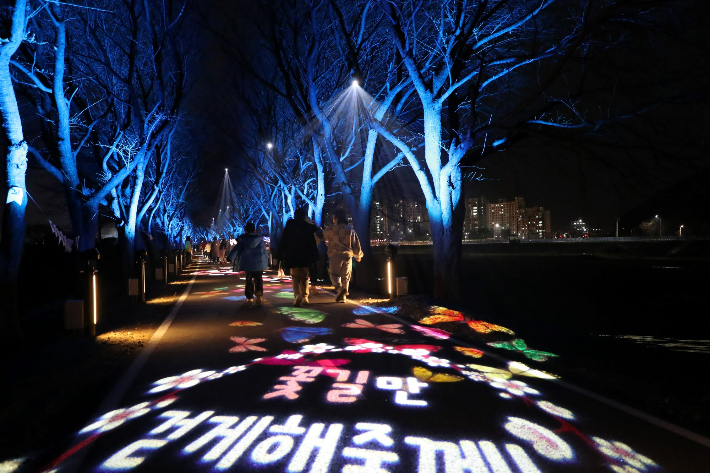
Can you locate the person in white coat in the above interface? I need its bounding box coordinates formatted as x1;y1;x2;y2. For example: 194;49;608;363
322;209;363;303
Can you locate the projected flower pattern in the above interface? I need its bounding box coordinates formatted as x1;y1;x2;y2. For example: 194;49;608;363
593;437;658;472
66;335;660;473
62;282;656;473
148;369;217;394
79;402;152;434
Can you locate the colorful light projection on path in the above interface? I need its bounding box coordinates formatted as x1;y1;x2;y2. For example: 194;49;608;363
453;347;484;358
263;367;372;403
192;289;228;298
467;320;515;335
419;306;465;325
230;337;267;353
96;412;583;473
342;319;404;334
53;340;662;473
352;305;399;316
279;307;327;324
410;325;450;340
188;268;239;277
593;436;658;472
229;321;263;327
487;339;558;362
415;304;518;340
412;367;463;383
280;327;332;343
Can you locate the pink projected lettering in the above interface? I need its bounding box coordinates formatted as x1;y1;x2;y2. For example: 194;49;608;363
263;366;323;400
325;370;370;404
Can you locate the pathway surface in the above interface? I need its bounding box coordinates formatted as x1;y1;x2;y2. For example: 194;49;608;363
41;258;710;473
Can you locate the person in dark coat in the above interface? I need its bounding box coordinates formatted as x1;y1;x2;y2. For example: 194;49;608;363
235;223;268;304
277;207;320;306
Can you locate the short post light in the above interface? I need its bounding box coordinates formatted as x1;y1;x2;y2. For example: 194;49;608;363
655;215;661;238
163;251;169;284
136;250;147;303
679;225;683;237
385;244;398;299
82;249;100;336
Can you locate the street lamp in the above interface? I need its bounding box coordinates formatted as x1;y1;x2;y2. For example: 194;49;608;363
655;215;661;237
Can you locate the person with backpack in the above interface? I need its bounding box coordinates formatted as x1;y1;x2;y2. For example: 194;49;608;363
235;223;268;304
322;209;363;303
277;207;320;306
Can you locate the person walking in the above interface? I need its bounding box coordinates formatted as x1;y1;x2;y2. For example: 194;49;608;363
235;223;268;304
184;236;192;263
322;209;363;303
305;215;322;295
211;237;219;263
277;207;320;307
219;238;228;263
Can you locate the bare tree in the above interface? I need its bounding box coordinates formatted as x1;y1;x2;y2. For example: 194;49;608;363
372;0;682;299
0;0;29;339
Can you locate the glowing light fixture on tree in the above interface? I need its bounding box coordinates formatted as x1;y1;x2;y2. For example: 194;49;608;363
351;79;359;87
266;142;273;150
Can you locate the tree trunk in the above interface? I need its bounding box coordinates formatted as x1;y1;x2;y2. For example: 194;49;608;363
0;0;29;341
79;201;100;251
123;157;148;275
352;195;374;292
313;143;325;226
430;214;463;301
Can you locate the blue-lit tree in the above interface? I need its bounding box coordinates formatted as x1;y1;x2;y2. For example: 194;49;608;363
224;0;412;288
11;1;126;253
73;0;190;272
370;0;678;298
0;0;29;336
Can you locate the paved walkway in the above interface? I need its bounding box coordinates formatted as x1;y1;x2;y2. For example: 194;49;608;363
42;258;709;472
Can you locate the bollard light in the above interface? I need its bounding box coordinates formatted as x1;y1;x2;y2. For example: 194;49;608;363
82;248;100;337
93;272;97;326
387;259;392;298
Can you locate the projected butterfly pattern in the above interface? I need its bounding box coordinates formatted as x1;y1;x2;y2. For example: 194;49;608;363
72;332;656;473
413;304;556;362
51;273;659;473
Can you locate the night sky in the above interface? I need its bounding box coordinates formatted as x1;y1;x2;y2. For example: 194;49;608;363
14;0;710;235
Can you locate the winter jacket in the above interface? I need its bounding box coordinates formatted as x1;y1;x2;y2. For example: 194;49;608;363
322;223;364;259
235;233;268;272
277;218;320;270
